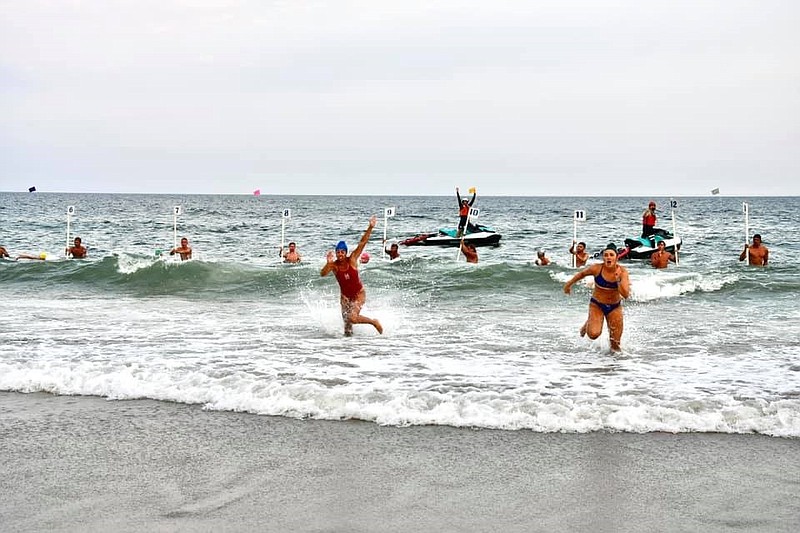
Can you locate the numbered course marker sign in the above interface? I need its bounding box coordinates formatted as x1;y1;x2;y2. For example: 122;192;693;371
572;209;586;267
280;208;292;252
66;206;76;253
173;206;182;248
383;207;396;259
670;199;679;265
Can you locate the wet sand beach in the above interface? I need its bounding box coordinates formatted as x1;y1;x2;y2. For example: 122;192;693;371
1;392;798;532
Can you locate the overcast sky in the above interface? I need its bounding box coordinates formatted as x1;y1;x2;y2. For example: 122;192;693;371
1;1;798;196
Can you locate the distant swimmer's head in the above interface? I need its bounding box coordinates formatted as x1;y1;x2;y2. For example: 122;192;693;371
752;234;762;243
39;252;47;260
360;252;370;264
648;201;656;208
537;249;546;258
335;240;347;252
657;241;666;248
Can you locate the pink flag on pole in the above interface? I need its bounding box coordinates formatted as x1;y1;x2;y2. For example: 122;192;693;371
253;189;261;196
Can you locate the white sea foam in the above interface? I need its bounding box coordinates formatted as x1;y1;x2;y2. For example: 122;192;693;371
2;360;798;437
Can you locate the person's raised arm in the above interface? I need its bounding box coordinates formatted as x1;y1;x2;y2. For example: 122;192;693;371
320;250;336;276
456;187;462;206
351;215;377;263
739;243;748;262
469;191;476;206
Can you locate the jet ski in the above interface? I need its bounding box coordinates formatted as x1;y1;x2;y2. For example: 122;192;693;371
400;224;502;247
614;228;682;260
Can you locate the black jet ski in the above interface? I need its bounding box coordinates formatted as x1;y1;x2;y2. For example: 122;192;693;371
615;228;682;259
400;224;502;247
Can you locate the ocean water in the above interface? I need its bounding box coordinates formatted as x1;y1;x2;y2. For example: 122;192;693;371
1;193;798;437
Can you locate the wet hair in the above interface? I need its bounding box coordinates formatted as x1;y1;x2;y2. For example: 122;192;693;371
537;250;546;257
577;242;586;248
288;241;296;247
753;234;762;240
335;240;348;252
604;243;617;253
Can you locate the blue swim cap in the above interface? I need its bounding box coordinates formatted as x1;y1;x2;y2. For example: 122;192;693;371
335;240;348;252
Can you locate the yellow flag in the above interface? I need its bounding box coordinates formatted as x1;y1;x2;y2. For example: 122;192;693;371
468;187;476;194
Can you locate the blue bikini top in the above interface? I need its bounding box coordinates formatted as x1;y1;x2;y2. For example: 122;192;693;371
594;271;619;290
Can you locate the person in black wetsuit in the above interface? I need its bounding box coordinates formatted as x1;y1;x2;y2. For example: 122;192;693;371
456;187;476;237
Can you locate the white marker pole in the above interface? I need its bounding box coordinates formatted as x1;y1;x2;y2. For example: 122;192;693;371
572;209;586;268
173;206;181;249
456;207;480;261
281;208;291;255
743;201;749;263
383;207;396;260
670;199;679;265
66;206;75;256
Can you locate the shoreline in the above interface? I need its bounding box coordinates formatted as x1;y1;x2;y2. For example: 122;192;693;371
1;391;799;532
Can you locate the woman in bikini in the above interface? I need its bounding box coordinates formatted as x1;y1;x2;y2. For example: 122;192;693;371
321;215;383;337
563;243;631;352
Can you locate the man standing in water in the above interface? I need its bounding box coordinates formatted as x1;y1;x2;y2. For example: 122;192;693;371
66;236;87;258
739;234;768;266
384;242;400;260
281;242;301;263
170;237;192;260
569;241;589;267
650;241;675;269
321;215;383;337
459;240;478;263
563;243;631;352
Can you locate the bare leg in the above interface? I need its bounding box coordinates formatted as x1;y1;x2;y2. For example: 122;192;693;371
339;297;354;336
341;292;383;335
606;307;624;352
584;302;605;340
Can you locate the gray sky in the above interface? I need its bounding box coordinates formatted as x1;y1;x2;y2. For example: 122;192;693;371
1;0;798;195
